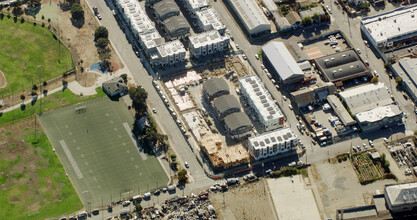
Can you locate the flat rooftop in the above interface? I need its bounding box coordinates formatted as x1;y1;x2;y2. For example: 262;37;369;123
339;83;392;114
248;127;297;150
355;104;402;124
195;7;225;31
361;5;417;44
189;30;228;48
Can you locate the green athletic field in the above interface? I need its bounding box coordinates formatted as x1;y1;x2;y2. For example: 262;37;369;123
39;97;168;208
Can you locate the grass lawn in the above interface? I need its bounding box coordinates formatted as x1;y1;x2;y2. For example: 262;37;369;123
0;120;83;219
0;87;105;124
0;15;73;96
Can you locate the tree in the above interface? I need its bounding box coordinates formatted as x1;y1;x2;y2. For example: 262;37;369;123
302;16;312;26
371;76;379;83
129;86;148;115
280;5;289;15
170;154;177;161
177;169;188;184
41;15;44;20
135;204;143;213
27;0;41;8
95;26;109;40
99;51;111;70
47;18;51;23
20;94;25;101
43;81;47;86
70;3;84;20
32;84;38;90
359;2;370;11
395;77;402;84
96;38;109;49
120;73;128;81
312;13;320;21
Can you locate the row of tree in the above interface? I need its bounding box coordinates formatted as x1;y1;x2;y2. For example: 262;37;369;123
94;26;112;70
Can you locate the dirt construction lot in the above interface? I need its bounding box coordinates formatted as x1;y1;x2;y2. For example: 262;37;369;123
310;160;398;219
210;180;277;220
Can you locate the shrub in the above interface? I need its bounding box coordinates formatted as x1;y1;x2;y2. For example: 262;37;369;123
41;15;44;20
70;3;84;20
177;169;188;184
371;76;379;83
32;84;38;90
395;77;402;84
94;26;109;40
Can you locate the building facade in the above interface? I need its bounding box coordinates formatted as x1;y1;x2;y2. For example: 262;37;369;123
149;40;186;66
195;7;226;34
224;112;253;140
355;104;403;132
239;75;285;131
181;0;209;17
188;30;229;58
248;127;298;160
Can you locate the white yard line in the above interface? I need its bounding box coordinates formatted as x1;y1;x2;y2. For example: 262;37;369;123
59;140;83;179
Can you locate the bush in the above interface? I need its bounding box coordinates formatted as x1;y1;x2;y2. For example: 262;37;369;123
371;76;379;83
121;73;128;81
47;18;51;23
20;94;25;101
41;15;44;20
170;154;177;161
32;84;38;90
43;81;47;86
302;16;312;26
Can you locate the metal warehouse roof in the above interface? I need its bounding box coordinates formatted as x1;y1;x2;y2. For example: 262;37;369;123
262;41;304;82
228;0;270;32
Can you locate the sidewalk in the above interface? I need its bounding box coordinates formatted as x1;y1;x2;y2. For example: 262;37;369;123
0;69;127;114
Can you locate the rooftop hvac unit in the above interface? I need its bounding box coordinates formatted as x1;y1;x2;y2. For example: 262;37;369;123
333;70;337;73
325;59;329;62
339;69;343;72
331;57;335;61
342;54;346;58
350;65;354;68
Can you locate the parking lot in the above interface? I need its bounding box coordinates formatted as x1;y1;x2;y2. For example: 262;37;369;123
303;32;351;60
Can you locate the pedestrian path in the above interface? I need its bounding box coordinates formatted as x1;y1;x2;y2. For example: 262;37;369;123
1;68;129;114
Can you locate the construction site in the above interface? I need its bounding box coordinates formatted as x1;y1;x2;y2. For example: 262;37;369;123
158;56;254;170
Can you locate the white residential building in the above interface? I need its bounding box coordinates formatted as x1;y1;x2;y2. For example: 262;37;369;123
195;7;226;34
181;0;209;16
188;30;229;58
225;0;271;37
239;75;285;131
149;40;186;66
248;127;298;160
139;31;164;53
115;0;156;36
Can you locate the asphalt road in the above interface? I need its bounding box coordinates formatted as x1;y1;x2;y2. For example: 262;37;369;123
86;0;212;189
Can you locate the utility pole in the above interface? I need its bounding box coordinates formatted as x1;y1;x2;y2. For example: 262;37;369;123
37;65;42;115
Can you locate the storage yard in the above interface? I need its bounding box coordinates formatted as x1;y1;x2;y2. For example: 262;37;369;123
210;180;277;220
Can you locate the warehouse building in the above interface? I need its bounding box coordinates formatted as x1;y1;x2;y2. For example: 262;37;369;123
385;182;417;213
314;49;370;85
339;83;392;115
298;6;325;23
239;75;285;131
162;15;191;40
203;77;229;101
213;95;241;120
360;5;417;52
149;40;186;66
262;41;304;84
195;7;225;34
225;0;271;38
153;0;180;21
291;82;336;108
188;30;229;59
392;57;417;102
273;13;292;33
355;104;403;132
224;112;253;140
248;127;298;160
339;83;402;132
285;11;302;30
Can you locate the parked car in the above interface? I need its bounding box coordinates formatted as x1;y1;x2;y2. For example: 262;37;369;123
357;145;362;151
357;48;361;54
288;104;293;110
242;54;247;60
261;64;265;70
373;70;379;77
255;54;259;60
235;44;240;50
185;162;189;168
282;95;287;101
363;143;367;149
384;138;388;143
369;140;374;147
